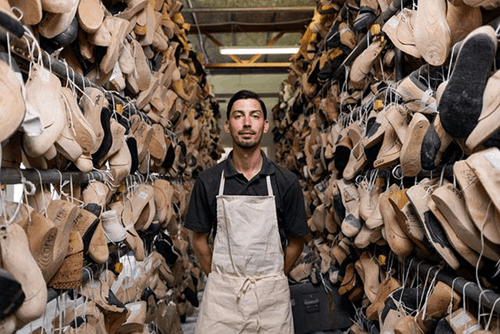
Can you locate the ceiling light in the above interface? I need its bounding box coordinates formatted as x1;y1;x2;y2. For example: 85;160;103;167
219;46;299;55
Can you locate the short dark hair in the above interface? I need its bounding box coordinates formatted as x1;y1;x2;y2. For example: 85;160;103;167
226;90;267;120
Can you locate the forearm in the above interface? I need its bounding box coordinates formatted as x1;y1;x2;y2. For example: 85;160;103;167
284;236;306;274
191;232;213;276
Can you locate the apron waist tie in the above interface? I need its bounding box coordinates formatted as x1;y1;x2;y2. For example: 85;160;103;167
237;277;261;333
236;275;281;333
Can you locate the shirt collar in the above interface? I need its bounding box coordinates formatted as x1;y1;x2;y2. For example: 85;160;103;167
223;150;274;178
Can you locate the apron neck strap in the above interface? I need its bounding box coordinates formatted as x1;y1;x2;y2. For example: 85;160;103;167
218;171;274;196
266;175;273;196
218;170;226;196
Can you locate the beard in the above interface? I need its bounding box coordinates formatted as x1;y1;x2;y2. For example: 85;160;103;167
232;130;264;149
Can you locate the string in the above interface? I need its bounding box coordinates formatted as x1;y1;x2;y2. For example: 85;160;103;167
419;267;441;319
63;58;71;89
403;257;416;288
69;173;74;205
19;169;34;224
477;288;491;326
71;66;94;105
447;45;457;81
476;201;493;294
448;276;461;315
55;169;64;198
417;264;438;312
22;31;36;76
439;164;446;187
45;51;52;74
485;297;500;330
414;261;424;289
6;32;12;69
462;282;474;314
34;168;48;216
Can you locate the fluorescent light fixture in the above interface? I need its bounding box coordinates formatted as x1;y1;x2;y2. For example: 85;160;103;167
219;46;299;55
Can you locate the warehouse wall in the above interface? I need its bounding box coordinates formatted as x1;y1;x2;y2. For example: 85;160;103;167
207;73;288;162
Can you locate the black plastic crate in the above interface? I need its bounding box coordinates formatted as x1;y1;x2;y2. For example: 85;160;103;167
289;282;353;333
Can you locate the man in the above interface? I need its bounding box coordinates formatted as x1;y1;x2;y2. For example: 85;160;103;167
185;90;310;333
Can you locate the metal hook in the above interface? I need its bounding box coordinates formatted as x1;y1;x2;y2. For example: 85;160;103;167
402;257;416;288
392;164;404;180
10;6;23;21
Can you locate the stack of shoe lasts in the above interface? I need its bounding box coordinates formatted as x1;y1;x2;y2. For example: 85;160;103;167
0;170;202;333
1;0;223;178
275;0;500;332
0;0;223;332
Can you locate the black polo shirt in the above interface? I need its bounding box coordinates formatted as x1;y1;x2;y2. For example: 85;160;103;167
185;150;309;249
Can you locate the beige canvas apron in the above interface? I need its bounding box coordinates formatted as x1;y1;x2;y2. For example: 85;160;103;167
195;171;294;333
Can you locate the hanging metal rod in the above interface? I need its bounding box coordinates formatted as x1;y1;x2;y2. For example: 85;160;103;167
0;168;107;185
124;172;184;185
0;168;187;186
182;7;315;13
404;258;500;315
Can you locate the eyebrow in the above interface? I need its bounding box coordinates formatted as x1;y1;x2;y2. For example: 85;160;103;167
232;109;263;114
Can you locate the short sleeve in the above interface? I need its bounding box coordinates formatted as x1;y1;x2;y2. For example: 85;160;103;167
282;177;309;237
185;177;213;233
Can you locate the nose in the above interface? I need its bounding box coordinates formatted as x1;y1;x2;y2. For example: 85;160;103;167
242;115;252;127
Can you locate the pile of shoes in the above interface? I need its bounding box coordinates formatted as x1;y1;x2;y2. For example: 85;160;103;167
278;0;500;332
0;0;222;332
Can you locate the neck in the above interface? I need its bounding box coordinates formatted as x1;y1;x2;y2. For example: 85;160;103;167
231;146;263;180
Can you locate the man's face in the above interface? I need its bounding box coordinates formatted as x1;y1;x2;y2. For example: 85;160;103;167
225;98;269;149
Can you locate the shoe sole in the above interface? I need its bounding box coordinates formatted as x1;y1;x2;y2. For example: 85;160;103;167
439;26;497;138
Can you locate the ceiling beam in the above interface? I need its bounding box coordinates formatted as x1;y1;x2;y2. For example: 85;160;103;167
204;33;243;64
205;62;291;69
216;92;280;99
247;31;286;64
182;7;315;14
187;21;308;34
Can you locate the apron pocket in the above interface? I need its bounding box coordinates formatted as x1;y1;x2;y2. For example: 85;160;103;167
196;272;260;333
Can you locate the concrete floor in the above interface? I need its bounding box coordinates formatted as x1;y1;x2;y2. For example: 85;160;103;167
16;288;347;334
17;294;199;334
177;297;347;334
180;310;198;334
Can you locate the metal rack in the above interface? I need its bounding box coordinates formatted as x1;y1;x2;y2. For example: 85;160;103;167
0;168;107;185
309;0;500;320
0;23;183;186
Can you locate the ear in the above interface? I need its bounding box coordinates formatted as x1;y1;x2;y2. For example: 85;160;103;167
224;120;230;133
263;119;269;133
